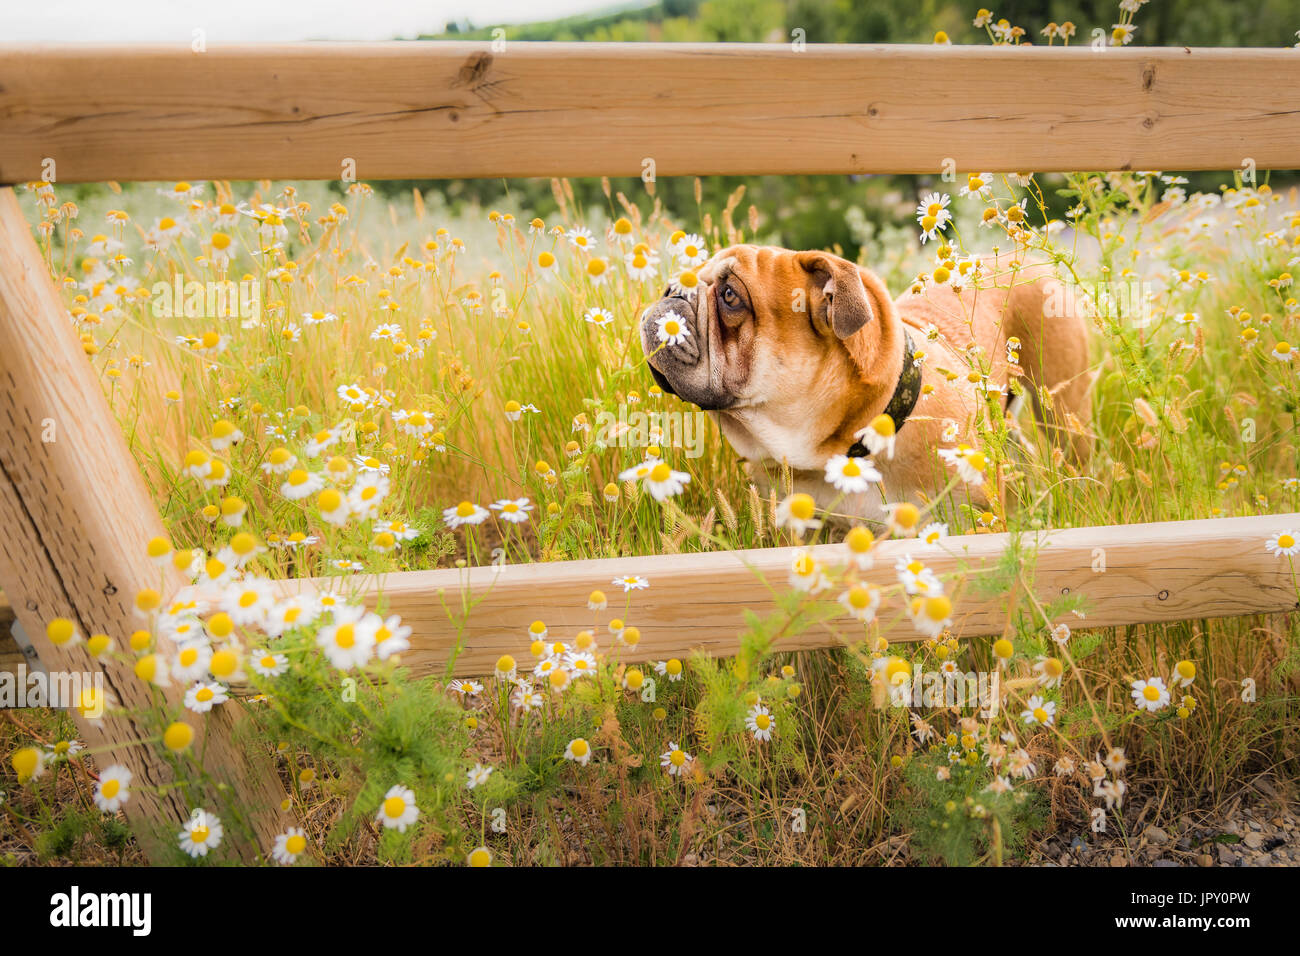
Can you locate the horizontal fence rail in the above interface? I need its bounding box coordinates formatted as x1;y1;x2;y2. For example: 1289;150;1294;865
3;44;1300;183
4;40;1300;861
162;512;1300;678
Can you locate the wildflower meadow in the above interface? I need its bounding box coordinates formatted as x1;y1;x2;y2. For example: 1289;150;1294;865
2;2;1298;882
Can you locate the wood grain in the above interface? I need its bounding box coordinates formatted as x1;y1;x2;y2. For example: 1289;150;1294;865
177;512;1299;678
0;186;283;861
2;44;1299;183
0;593;21;676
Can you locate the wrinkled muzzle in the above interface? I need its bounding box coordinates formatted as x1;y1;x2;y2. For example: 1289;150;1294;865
640;289;727;409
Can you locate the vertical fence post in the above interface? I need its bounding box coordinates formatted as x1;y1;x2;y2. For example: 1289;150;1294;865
0;186;283;860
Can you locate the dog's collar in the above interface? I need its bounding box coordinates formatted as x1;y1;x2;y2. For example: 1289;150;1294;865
847;329;921;458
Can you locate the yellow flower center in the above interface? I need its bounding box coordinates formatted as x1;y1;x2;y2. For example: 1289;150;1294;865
46;618;76;645
210;649;237;677
845;526;874;553
163;722;194;751
924;595;952;621
334;624;355;649
789;493;815;520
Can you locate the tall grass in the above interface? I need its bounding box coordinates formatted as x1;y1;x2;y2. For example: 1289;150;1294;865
3;163;1298;866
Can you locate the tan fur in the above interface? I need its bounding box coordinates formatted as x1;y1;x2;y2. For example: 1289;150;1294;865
642;244;1093;520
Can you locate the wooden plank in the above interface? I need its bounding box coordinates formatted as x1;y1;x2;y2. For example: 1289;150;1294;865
0;593;22;677
0;186;282;861
2;43;1300;183
184;512;1297;678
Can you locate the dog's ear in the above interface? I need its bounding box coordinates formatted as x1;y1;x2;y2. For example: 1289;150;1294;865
795;252;876;339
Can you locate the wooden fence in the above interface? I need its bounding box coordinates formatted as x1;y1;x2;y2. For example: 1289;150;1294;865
1;41;1299;861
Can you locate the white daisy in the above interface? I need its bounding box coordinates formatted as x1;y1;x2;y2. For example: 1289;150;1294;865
660;742;692;776
93;765;132;813
745;703;774;742
937;445;989;486
272;827;308;865
280;469;325;500
775;493;822;535
564;737;593;766
1131;676;1172;712
919;522;948;546
316;609;377;670
178;809;224;858
376;785;420;832
512;682;544;712
373;614;413;661
823;454;881;495
264;595;321;637
655;310;691;347
838;583;882;622
584;307;614;327
220;577;276;627
1020;695;1056;727
466;763;494;790
184;681;229;714
642;461;691;501
672;233;708;266
561;650;595;681
172;641;213;683
249;648;289;678
855;414;897;459
443;500;489;529
490;498;533;523
1266;530;1300;556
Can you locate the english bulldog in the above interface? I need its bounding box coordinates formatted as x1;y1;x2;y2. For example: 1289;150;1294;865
639;244;1092;519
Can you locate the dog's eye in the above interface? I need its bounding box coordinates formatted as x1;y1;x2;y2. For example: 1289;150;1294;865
721;285;739;306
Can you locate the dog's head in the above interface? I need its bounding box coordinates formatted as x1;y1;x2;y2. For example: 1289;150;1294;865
639;245;897;415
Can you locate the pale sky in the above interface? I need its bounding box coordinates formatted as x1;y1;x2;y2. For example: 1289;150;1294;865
1;0;626;43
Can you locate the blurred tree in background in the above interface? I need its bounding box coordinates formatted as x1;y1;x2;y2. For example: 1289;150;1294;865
390;0;1299;262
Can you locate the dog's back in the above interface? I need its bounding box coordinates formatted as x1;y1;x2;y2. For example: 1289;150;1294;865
893;254;1093;464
